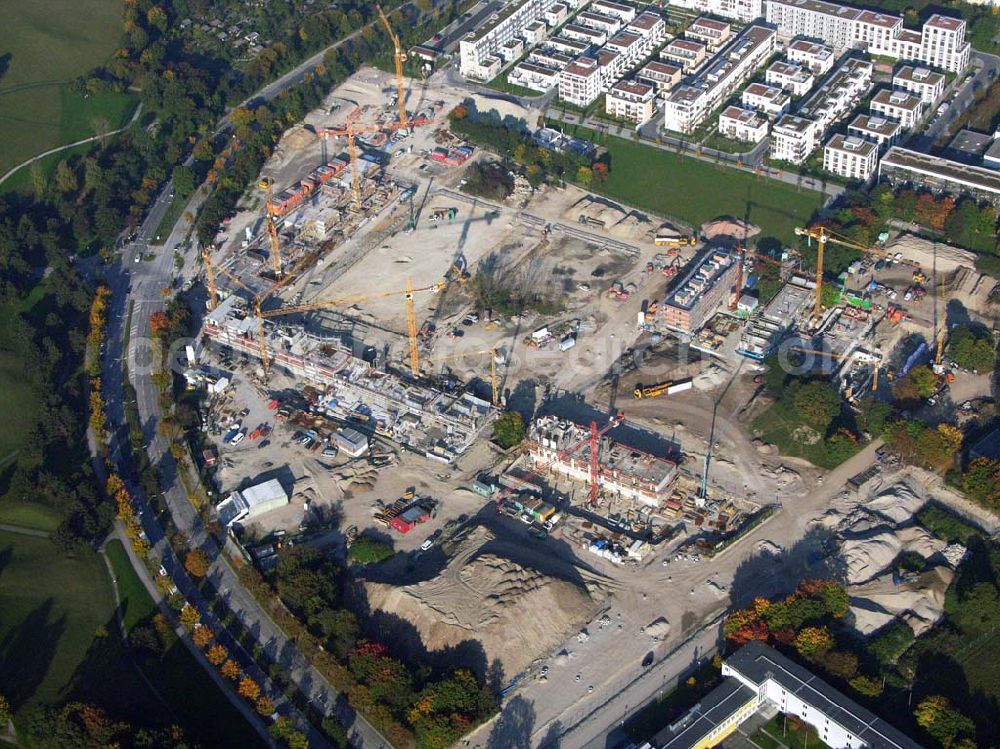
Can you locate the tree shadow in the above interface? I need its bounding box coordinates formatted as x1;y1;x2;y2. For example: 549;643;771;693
0;544;12;582
0;598;66;709
486;695;536;749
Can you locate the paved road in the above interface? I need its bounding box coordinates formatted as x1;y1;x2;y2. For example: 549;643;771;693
0;103;144;187
914;50;1000;148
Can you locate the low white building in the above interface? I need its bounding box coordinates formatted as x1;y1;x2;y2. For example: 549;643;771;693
578;10;623;35
529;47;573;69
798;56;873;132
770;114;820;164
627;10;667;50
765;60;814;97
559;56;602;105
686;16;732;50
719;105;769;142
216;478;289;527
459;0;562;79
560;22;607;46
847;113;901;147
509;61;562;90
824;133;879;180
591;0;636;23
546;36;590;55
892;65;946;104
741;81;790;119
543;2;569;27
333;427;368;457
785;38;835;74
606;79;656;123
871;88;925;129
638;60;683;93
606;30;647;69
500;37;525;62
661;37;708;71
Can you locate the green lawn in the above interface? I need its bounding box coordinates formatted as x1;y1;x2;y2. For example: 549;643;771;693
752;715;831;749
554;123;824;245
0;530;115;712
104;540;268;748
0;501;61;532
0;0;134;174
751;399;857;470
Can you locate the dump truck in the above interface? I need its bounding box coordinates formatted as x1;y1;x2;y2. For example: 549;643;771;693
633;377;694;399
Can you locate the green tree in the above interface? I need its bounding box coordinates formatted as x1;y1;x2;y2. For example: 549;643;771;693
0;692;11;726
822;650;859;680
55;160;78;193
793;625;834;659
915;695;976;749
909;365;939;398
961;458;1000;508
793;380;841;428
346;536;394;565
492;411;526;449
948;326;996;373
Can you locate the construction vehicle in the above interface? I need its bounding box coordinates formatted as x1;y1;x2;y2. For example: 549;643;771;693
446;254;471;283
376;5;408;129
633;377;693;399
429;207;458;222
912;270;927;284
257;176;274;190
654;234;695;248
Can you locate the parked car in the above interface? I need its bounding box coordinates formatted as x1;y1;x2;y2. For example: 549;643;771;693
231;431;246;445
420;539;434;551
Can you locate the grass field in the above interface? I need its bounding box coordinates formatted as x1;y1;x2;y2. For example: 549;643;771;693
752;715;830;749
0;282;47;477
0;501;61;531
553;123;824;245
750;399;858;470
0;0;135;175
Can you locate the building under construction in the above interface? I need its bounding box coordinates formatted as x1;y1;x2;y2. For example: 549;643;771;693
523;415;678;507
202;294;495;461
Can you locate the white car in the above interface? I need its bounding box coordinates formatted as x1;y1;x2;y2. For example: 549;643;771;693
420;539;434;551
231;431;246;445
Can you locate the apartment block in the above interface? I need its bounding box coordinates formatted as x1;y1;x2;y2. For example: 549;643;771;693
764;0;970;73
765;60;815;96
662;248;739;333
543;2;569;27
606;30;648;68
638;60;683;93
561;22;608;46
824;133;878;180
785;38;835;74
719;105;769;142
893;65;946;104
686;16;733;51
668;0;764;24
847;113;901;147
606;79;657;123
508;61;562;90
459;0;560;79
500;37;526;62
545;35;591;55
559;56;603;106
663;25;777;134
591;0;637;23
578;10;624;35
596;48;626;88
770;114;820;164
661;38;709;71
798;56;872;132
741;82;790;119
529;47;574;69
881;147;1000;205
871;87;924;128
627;11;668;50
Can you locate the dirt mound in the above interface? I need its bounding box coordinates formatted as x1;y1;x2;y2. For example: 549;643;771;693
850;566;954;636
840;525;945;584
700;217;760;242
566;196;655;241
281;125;316;150
364;526;599;675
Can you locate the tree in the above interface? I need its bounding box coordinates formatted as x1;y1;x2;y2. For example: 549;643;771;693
910;365;939;398
0;693;11;726
55;160;78;193
238;677;261;701
206;644;228;666
184;548;209;578
849;674;883;697
179;603;201;629
347;536;394;565
915;695;976;748
793;380;841;428
256;696;275;717
948;326;996;373
822;650;859;680
793;625;834;659
149;311;171;338
492;411;525;449
221;659;241;681
193;625;213;647
961;458;1000;508
172;165;195;196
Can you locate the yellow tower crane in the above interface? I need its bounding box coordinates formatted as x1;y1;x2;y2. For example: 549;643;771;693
436;347;502;406
203;249;219;311
377;4;408;130
266;182;283;277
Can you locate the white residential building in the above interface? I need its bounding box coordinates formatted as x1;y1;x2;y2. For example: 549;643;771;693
591;0;637;23
606;30;647;69
741;82;790;119
765;60;815;96
667;0;763;24
719;105;769;142
543;2;569;27
546;35;591;55
509;61;562;90
686;17;733;50
770;114;820;164
500;37;526;62
523;20;548;44
559;56;603;105
459;0;561;79
798;56;873;132
627;11;667;51
871;87;925;128
764;0;970;73
578;10;623;35
561;22;608;46
663;24;777;133
824;133;879;179
785;38;835;74
606;79;657;123
638;60;683;93
848;113;901;147
529;47;573;69
596;48;625;89
661;38;709;71
893;65;946;104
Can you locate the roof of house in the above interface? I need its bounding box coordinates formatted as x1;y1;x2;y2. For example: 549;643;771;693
652;678;757;749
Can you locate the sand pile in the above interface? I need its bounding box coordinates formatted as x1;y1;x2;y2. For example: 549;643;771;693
700;218;760;242
850;566;954;636
281;124;316;150
841;526;945;585
365;526;598;675
334;465;379;491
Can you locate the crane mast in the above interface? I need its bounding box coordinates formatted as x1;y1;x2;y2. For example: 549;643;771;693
377;5;408;130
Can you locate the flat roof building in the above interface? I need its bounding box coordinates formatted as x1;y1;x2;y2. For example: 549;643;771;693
559;56;603;106
797;56;873;133
662;248;739;332
667;0;763;24
578;10;624;35
770;114;820;164
591;0;636;23
606;79;656;123
638;60;683;93
879;146;1000;206
765;59;814;97
561;22;608;45
509;61;562;91
459;0;563;79
741;81;790;119
870;87;924;129
661;37;709;71
824;133;878;180
786;37;835;74
945;128;994;163
686;16;733;50
546;35;591;55
216;478;289;528
848;114;901;147
719;105;769;142
892;65;945;104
